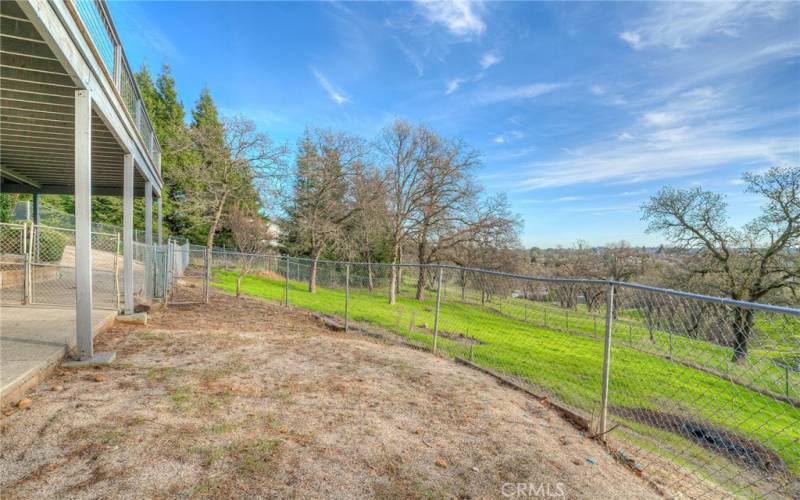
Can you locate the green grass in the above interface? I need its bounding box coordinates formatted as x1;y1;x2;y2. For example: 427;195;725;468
212;270;800;492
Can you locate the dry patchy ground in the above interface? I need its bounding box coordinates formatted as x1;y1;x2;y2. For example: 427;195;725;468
0;291;659;499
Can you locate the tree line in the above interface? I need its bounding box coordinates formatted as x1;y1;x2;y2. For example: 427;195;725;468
280;121;522;301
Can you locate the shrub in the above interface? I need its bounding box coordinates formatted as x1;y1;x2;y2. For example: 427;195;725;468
37;229;68;263
0;227;24;255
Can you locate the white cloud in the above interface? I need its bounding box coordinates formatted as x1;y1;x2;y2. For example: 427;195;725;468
619;31;643;50
493;131;523;144
619;2;792;50
445;78;464;95
480;52;502;69
515;136;797;190
643;112;678;127
478;82;566;103
617;132;634;141
590;84;606;96
415;0;486;37
311;67;349;105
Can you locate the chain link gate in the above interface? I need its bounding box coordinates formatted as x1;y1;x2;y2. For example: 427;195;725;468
169;243;209;305
27;224;120;310
0;222;28;305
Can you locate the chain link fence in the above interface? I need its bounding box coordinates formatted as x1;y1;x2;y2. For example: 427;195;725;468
1;222;122;310
206;251;799;498
0;222;28;305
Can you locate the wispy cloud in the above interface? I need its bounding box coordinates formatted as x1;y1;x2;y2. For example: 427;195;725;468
493;131;523;144
111;2;183;63
612;189;648;198
521;195;587;205
507;86;799;190
589;84;606;96
445;78;464;95
619;1;792;50
415;0;486;38
311;67;349;105
393;36;424;76
479;52;502;69
478;82;567;103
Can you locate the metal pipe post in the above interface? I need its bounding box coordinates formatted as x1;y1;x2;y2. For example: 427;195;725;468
284;256;290;306
345;264;350;332
433;266;443;354
599;284;615;440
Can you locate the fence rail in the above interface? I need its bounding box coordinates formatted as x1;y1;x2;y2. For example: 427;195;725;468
206;249;800;498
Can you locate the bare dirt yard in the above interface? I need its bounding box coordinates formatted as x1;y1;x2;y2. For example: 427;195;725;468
0;290;659;499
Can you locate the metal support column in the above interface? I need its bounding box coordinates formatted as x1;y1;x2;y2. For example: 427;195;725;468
74;90;93;359
144;182;153;299
32;193;40;225
599;284;615;440
157;195;163;245
123;154;134;315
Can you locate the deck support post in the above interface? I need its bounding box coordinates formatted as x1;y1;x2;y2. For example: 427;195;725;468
123;154;134;315
74;90;93;359
144;181;153;299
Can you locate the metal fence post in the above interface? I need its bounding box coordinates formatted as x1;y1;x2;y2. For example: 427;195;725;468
433;265;443;354
284;256;290;306
23;222;30;305
345;264;350;332
204;248;210;304
599;283;615;440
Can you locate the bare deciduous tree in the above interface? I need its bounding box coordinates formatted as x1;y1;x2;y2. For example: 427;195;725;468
229;203;274;298
376;120;427;304
642;166;799;361
182;116;287;251
290;129;368;292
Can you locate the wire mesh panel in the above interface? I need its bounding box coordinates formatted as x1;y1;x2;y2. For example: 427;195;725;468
0;222;27;305
202;251;287;304
28;225;119;310
603;284;800;498
169;245;208;304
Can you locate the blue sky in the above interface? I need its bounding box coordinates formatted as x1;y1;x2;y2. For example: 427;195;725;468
109;1;800;248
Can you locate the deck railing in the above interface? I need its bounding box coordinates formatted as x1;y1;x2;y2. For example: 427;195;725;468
71;0;161;172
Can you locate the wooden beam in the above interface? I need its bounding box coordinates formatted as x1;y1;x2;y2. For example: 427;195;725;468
0;163;41;188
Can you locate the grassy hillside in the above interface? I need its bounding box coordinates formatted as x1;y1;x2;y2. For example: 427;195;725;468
212;270;800;494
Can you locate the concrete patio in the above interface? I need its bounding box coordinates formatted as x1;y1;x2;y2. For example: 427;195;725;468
0;306;117;405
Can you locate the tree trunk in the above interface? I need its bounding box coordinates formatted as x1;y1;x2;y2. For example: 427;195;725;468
206;192;228;251
389;243;400;305
415;267;426;301
732;307;753;363
461;269;466;301
367;261;374;292
309;248;322;293
389;265;397;304
236;273;243;299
